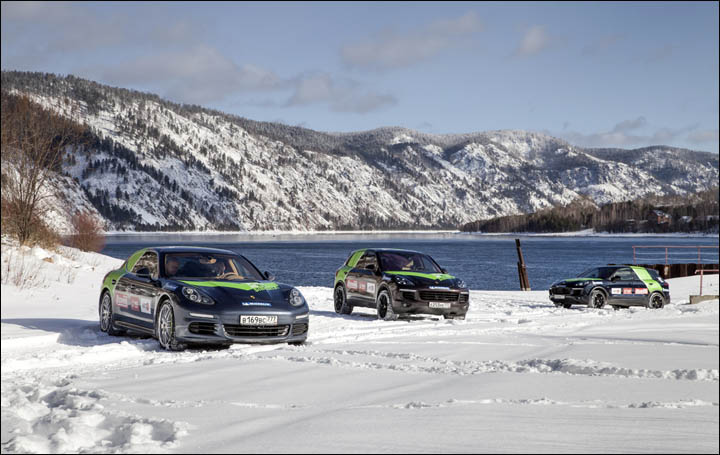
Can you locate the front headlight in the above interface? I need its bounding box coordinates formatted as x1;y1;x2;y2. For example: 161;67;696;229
289;288;306;307
182;287;214;305
393;275;414;286
456;279;467;289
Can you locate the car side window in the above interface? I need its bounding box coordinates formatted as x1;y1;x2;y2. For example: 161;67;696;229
132;252;158;277
357;252;377;269
611;267;636;282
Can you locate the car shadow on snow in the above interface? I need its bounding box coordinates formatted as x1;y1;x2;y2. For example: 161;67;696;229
1;318;153;348
309;309;443;322
2;318;237;352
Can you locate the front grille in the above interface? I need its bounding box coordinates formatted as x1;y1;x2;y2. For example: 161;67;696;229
188;322;217;335
292;323;308;336
551;287;570;295
223;324;290;337
419;291;458;302
458;294;469;303
402;292;416;300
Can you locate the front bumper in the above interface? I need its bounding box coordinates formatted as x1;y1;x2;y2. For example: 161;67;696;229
173;306;309;344
549;287;590;306
393;288;469;317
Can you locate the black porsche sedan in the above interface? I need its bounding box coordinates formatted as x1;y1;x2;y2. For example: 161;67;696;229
549;265;670;310
98;247;309;350
333;248;470;320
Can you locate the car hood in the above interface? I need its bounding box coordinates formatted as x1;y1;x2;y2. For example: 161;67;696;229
553;277;604;286
384;271;461;288
176;280;295;308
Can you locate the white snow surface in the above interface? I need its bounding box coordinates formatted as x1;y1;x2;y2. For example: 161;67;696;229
1;244;718;453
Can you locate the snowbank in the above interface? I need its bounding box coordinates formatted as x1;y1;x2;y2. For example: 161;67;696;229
1;244;718;453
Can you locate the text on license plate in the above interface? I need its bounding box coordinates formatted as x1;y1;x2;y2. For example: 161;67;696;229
429;302;451;309
554;295;565;299
240;315;278;326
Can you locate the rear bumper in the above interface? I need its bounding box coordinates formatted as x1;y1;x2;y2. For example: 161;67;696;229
393;288;469;317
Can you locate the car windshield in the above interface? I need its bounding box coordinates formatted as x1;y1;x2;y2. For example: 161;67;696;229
377;251;442;274
576;267;616;279
164;253;264;281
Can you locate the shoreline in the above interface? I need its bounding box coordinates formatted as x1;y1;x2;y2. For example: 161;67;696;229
102;229;719;238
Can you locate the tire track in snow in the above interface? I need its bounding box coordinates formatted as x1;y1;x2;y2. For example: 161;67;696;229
261;348;719;382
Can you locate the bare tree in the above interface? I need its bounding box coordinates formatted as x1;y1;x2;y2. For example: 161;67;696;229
1;92;85;245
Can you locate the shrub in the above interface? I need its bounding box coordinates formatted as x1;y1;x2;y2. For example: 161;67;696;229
66;210;105;252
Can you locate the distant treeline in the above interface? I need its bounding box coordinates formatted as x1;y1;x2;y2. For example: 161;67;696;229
460;189;720;233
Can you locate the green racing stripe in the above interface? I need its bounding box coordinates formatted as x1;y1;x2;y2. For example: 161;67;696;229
385;271;455;281
631;266;663;293
335;249;366;286
563;278;603;283
180;281;280;292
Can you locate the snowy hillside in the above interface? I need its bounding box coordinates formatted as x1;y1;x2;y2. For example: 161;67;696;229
2;71;718;232
1;244;718;453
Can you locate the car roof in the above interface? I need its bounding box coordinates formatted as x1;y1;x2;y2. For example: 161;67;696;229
149;246;238;255
358;248;425;255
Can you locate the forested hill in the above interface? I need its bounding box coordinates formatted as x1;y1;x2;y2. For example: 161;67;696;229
460;189;720;233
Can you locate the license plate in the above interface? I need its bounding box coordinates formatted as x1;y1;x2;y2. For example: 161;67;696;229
240;315;278;326
429;302;451;309
554;295;565;300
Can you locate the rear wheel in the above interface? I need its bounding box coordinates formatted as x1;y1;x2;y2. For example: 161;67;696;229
156;302;184;351
588;289;607;309
647;292;665;309
99;292;125;336
376;289;397;321
334;285;353;315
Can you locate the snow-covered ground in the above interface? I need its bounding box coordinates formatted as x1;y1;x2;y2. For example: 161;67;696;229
2;244;718;453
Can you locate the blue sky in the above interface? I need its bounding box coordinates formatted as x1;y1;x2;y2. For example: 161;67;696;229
2;1;718;152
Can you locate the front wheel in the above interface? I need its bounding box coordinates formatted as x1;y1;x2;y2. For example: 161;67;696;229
376;289;398;321
647;292;666;309
99;292;125;336
156;302;184;351
588;289;606;309
334;285;353;315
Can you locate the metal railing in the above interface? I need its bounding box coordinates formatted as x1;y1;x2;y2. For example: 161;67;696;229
632;245;719;265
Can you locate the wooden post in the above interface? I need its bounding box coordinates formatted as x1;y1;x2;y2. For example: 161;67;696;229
515;239;531;291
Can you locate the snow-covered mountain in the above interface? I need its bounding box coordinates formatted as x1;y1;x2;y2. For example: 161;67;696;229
3;71;718;232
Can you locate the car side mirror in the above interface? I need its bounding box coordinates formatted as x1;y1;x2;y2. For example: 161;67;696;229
264;271;275;281
610;276;619;282
441;268;448;274
135;267;151;279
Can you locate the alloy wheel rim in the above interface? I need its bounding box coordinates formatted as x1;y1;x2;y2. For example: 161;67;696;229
101;295;110;331
651;295;663;309
378;294;387;318
594;293;604;307
334;288;343;311
159;306;172;347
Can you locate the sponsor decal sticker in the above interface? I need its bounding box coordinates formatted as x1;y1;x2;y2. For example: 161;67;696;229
611;288;622;295
347;279;358;290
367;282;376;294
241;302;272;306
635;288;648;295
623;288;633;295
116;292;129;308
140;299;152;314
130;296;140;311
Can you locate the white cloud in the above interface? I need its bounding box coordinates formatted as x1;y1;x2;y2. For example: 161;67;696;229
515;25;552;56
688;129;719;144
287;73;396;113
559;117;700;148
341;12;482;70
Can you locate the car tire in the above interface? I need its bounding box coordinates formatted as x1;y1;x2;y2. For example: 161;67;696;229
443;314;465;320
647;292;666;309
376;289;398;321
99;292;125;336
612;305;622;311
288;340;306;346
334;284;353;315
156;301;185;351
588;289;607;309
562;303;572;309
